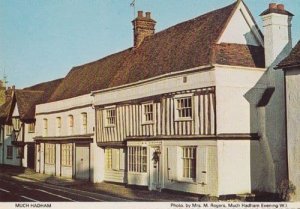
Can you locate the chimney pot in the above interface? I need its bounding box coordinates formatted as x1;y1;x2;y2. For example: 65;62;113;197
137;11;143;18
277;4;284;11
145;12;151;19
269;3;277;10
132;11;156;48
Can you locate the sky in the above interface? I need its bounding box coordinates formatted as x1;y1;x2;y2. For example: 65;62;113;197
0;0;300;88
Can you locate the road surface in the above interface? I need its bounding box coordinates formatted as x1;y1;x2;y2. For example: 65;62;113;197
0;175;128;202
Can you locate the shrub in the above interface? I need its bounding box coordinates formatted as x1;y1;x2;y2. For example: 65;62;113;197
278;179;296;201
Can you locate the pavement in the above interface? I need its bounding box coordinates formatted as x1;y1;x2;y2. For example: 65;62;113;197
0;165;199;201
0;165;281;202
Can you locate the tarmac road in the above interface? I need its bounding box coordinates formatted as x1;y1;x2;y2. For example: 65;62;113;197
0;175;128;202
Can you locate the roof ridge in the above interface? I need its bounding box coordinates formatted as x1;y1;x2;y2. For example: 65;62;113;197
71;48;132;70
67;2;238;72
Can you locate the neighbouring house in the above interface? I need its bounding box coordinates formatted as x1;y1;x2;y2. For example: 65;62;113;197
0;79;62;168
88;1;293;196
33;74;104;181
277;40;300;201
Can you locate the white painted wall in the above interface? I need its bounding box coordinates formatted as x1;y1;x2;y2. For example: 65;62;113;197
35;95;104;182
262;13;292;68
260;11;293;193
163;140;218;196
3;130;21;166
218;1;262;46
90;144;104;183
215;65;267;134
35;105;95;138
36;94;92;113
285;68;300;201
93;68;215;106
217;140;251;195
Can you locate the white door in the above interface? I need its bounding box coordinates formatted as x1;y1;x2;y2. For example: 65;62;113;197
149;146;161;191
75;145;90;180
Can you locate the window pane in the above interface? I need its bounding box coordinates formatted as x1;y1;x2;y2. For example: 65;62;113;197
182;147;196;179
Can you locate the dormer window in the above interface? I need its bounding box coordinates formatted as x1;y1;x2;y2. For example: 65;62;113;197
105;107;116;127
175;94;193;121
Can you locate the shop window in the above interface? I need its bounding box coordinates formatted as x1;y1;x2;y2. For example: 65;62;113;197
128;147;147;173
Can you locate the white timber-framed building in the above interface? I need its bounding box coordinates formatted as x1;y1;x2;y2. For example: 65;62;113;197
0;0;295;198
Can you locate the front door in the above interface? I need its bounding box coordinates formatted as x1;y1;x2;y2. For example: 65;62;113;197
75;144;90;180
27;144;35;169
149;146;161;191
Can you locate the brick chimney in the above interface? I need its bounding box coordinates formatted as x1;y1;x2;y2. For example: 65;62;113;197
260;3;294;68
132;11;156;48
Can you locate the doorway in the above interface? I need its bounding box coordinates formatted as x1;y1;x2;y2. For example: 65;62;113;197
75;144;90;180
149;146;161;191
27;144;35;169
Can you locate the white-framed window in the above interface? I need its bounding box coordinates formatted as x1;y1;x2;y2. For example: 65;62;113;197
45;143;55;164
142;103;154;124
28;123;35;133
56;117;61;136
175;96;192;120
182;147;196;179
105;108;116;127
43;119;48;136
12;118;21;131
6;146;13;159
61;144;72;167
81;113;87;134
128;146;147;173
105;148;125;171
5;125;13;136
68;115;74;135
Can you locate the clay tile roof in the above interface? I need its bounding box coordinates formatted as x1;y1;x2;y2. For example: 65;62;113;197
49;1;264;102
15;90;44;121
277;41;300;69
0;98;13;124
0;78;63;123
23;78;63;104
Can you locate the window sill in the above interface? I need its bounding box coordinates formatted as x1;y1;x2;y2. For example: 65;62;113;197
128;171;147;174
142;121;154;125
174;118;193;122
6;157;13;160
105;125;116;128
61;165;72;167
176;178;197;184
